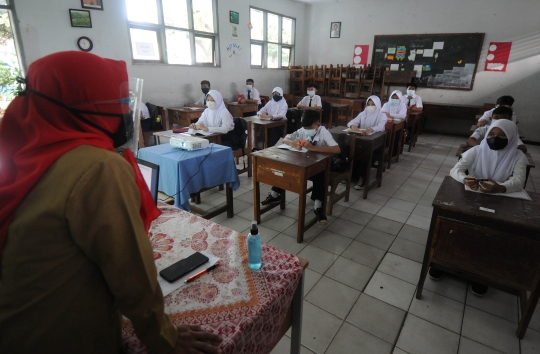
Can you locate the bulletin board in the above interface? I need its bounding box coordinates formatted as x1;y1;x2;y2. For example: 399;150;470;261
372;33;485;90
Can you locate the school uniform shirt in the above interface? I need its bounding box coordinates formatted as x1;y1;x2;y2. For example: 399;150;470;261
478;107;517;125
257;98;288;119
195;93;207;105
403;94;423;109
196;90;234;134
298;94;322;108
347;95;386;133
242;87;261;104
139;102;150;119
470;125;524;145
286;126;338;147
451;119;527;193
381;90;407;119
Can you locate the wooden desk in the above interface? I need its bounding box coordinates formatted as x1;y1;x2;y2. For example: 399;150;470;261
252;147;332;243
243;116;287;150
416;176;540;339
329;127;386;199
153;130;222;145
167;107;204;128
404;111;423;152
387;120;405;169
422;102;483;136
227;102;258;117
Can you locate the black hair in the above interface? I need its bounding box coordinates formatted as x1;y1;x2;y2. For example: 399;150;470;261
200;80;210;87
496;95;514;107
307;83;317;89
407;82;417;89
492;106;513;118
246;79;254;84
302;110;320;128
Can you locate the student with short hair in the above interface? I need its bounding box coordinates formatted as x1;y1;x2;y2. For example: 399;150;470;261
468;106;527;153
257;87;288;146
186;80;211;108
381;90;407;122
347;96;386;189
297;83;322;110
403;82;423;112
477;95;517;127
241;79;261;105
261;110;340;223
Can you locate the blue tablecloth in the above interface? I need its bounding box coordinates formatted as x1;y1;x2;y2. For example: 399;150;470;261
138;143;240;210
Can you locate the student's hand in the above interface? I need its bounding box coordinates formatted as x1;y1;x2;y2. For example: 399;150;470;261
463;176;479;190
175;325;223;354
350;125;359;131
477;120;487;127
365;128;374;134
291;139;302;150
189;123;196;129
479;178;505;194
240;99;247;104
196;124;208;131
384;112;392;118
303;141;314;150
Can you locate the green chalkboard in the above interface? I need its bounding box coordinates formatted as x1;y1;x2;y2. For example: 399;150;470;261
372;33;485;90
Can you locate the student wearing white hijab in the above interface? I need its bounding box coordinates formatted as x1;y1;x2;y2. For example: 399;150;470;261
450;119;527;194
257;87;288;146
347;96;386;189
381;90;407;122
190;90;234;134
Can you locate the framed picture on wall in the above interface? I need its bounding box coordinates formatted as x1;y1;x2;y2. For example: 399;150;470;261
81;0;103;10
330;22;341;38
230;11;239;24
69;9;92;28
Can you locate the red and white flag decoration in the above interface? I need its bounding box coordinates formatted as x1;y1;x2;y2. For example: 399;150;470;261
352;45;369;68
484;42;512;72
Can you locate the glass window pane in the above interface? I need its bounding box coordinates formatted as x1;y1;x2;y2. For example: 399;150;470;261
250;9;263;40
162;0;188;28
267;43;278;68
251;44;262;66
267;13;279;43
192;0;214;33
195;37;213;63
130;28;160;60
0;10;21;104
282;48;290;67
126;0;158;24
0;0;8;5
165;29;191;65
282;18;293;45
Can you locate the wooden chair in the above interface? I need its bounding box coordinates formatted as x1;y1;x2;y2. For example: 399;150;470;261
358;65;377;99
234;119;253;177
284;94;295;108
313;65;327;96
382;120;393;172
141;105;166;147
344;66;362;99
327;64;343;97
327;133;356;215
304;65;314;84
289;66;305;96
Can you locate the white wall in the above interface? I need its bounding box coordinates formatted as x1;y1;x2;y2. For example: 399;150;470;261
304;0;540;142
14;0;308;109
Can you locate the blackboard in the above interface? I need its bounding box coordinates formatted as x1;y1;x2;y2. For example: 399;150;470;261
372;33;485;91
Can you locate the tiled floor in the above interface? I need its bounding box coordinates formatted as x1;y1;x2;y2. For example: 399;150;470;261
196;133;540;354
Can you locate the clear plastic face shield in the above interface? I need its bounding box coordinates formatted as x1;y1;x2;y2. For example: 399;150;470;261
118;77;143;154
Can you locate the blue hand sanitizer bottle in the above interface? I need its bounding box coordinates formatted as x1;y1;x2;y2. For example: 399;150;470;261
248;221;262;270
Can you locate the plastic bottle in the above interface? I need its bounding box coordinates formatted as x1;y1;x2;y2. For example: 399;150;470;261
247;221;262;270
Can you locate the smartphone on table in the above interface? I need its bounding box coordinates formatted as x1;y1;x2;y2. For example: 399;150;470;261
159;252;209;283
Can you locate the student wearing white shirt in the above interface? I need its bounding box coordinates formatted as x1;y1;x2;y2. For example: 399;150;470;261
139;102;152;132
257;87;288;146
403;82;423;111
261;111;340;223
297;83;322;109
241;79;261;106
190;90;234;135
381;90;407;122
347;96;386;189
190;80;211;108
477;96;517;127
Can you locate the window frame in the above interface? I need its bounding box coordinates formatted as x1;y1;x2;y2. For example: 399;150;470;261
0;0;27;74
126;0;220;67
249;6;295;70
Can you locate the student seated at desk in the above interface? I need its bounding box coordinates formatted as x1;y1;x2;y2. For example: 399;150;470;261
381;90;407;123
189;90;235;146
186;80;211;109
241;78;261;107
139;102;152;132
477;95;517;127
403;82;423;112
297;83;322;110
347;96;386;190
468;106;527;153
261;111;341;223
433;120;528;296
257;87;288;146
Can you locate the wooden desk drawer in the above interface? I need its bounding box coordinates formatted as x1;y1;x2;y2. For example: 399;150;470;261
256;159;304;192
432;217;540;290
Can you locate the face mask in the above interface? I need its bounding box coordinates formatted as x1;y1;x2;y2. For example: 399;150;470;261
366;106;376;113
206;101;216;110
486;136;508;150
304;128;317;137
307;90;315;97
390;99;400;106
407;90;415;97
273;95;282;102
246;84;252;91
201;87;210;94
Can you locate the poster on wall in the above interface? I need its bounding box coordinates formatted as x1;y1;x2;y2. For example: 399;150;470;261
484;42;512;72
352;45;369;67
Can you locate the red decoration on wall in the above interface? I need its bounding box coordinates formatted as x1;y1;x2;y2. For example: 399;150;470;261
484;42;512;72
352;45;369;67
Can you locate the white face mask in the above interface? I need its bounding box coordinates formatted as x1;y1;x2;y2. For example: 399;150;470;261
366;106;376;113
246;84;252;90
407;90;415;97
304;128;317;137
307;90;315;97
390;98;400;106
206;101;216;110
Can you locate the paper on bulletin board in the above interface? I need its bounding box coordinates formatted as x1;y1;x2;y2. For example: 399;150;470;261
485;42;512;72
433;42;444;50
387;47;396;54
352;45;369;67
390;64;399;71
423;49;434;57
416;49;424;54
413;65;423;78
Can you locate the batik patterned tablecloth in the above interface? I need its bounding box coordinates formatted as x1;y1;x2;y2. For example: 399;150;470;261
122;204;303;354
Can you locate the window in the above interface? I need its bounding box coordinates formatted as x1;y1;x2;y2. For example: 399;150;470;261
125;0;219;66
0;0;25;108
250;7;295;69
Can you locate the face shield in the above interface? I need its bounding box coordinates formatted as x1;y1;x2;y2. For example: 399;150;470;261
117;77;143;154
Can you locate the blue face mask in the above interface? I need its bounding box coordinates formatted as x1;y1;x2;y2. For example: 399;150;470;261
304;128;317;137
390;98;400;106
